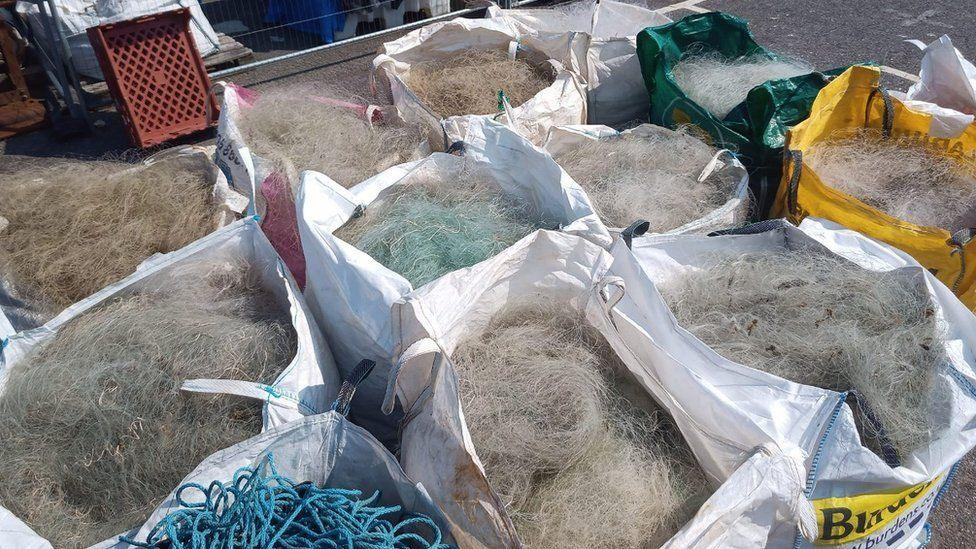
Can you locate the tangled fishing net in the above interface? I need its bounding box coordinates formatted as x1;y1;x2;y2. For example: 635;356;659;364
452;303;709;548
0;262;297;547
123;454;452;549
334;163;540;287
804;128;976;231
406;49;554;117
659;248;949;462
671;50;811;118
236;88;426;188
0;157;218;322
553;128;741;229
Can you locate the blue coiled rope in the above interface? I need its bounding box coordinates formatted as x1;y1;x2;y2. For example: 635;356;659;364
121;455;453;549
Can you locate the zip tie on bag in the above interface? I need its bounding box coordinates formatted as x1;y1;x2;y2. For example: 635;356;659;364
121;453;453;549
496;90;507;112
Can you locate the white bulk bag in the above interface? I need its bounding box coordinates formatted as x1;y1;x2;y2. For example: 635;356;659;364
605;217;976;548
214;83;268;210
297;117;610;441
213;83;422;212
878;35;976;138
543;123;750;233
896;35;976;120
213;83;433;290
1;216;339;426
383;229;817;548
111;370;456;549
372;17;587;146
662;445;814;548
487;1;670;126
16;0;219;80
0;217;342;547
0;508;50;549
0;145;247;341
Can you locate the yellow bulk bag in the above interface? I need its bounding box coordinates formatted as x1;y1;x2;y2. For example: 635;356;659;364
773;65;976;308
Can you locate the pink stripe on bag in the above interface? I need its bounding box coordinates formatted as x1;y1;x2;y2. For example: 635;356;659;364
259;172;307;289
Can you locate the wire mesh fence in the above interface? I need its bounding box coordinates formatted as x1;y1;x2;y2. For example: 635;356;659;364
11;0;503;123
200;0;455;62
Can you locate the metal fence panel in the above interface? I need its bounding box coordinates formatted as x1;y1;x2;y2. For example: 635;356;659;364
16;0;514;122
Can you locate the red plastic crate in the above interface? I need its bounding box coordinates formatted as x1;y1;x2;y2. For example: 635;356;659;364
87;8;218;148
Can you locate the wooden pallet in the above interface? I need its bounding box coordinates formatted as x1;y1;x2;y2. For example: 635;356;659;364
202;33;254;71
81;32;252;100
1;4;48;139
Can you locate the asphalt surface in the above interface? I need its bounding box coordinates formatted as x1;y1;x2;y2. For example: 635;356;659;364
3;0;976;546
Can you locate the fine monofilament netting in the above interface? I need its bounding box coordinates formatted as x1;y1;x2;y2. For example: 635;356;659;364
334;163;541;287
657;247;950;462
803;128;976;231
235;89;427;189
452;302;710;548
0;262;297;547
0;157;219;324
670;50;811;119
553;127;741;229
405;49;554;117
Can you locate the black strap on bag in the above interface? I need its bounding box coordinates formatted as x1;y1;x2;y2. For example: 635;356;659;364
621;220;650;249
446;141;466;156
331;359;377;416
950;229;976;294
784;149;803;217
707;218;792;237
866;87;895;138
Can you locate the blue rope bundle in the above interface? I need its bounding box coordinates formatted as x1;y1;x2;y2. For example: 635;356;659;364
121;455;453;549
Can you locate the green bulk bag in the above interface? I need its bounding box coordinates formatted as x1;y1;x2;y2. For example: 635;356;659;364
636;12;849;217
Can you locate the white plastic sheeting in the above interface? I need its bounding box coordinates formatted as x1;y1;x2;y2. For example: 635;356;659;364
901;35;976;116
16;0;219;80
662;446;814;549
885;35;976;138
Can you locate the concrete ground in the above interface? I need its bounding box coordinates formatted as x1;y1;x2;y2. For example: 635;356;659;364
2;0;975;546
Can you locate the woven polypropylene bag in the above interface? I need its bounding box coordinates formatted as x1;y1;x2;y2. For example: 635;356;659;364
542;123;751;233
612;217;976;548
0;217;342;547
120;393;456;548
382;229;818;548
487;0;671;126
635;11;849;216
773;65;976;310
372;17;587;147
296;117;610;447
0;146;247;340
